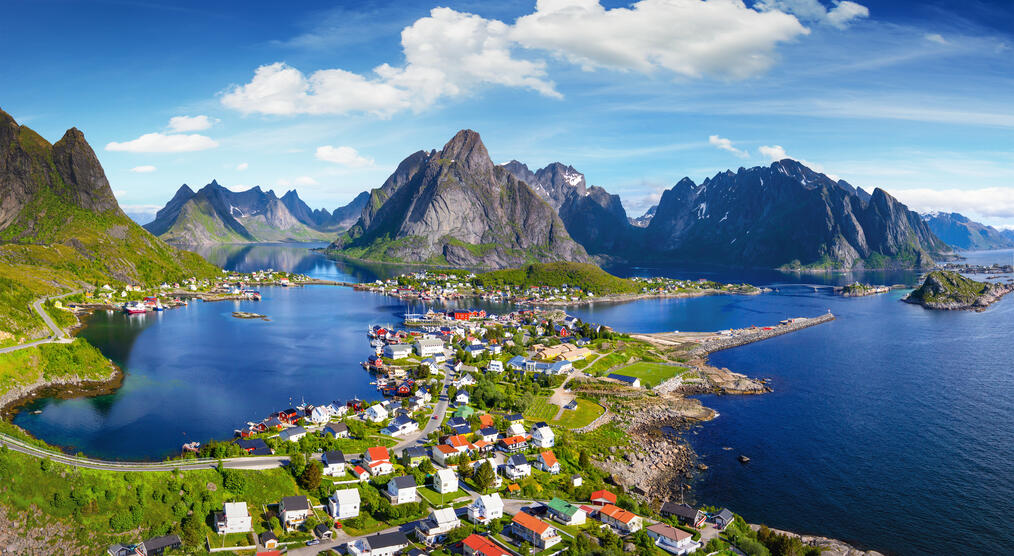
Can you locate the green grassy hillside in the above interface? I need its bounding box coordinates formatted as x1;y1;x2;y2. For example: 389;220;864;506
473;262;640;295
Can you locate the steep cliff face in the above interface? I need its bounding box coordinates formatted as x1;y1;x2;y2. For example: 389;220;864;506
503;160;587;211
921;212;1014;250
145;182;344;245
333;130;589;268
644;160;951;269
0;107;217;288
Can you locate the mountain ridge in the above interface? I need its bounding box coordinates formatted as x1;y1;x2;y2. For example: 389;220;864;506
921;211;1014;251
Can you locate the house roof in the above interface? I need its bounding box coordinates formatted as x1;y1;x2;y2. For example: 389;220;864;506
661;502;700;520
364;531;410;550
353;465;368;476
500;435;526;446
607;373;639;384
281;496;310;511
647;522;692;542
323;451;345;464
547;497;581;518
599;504;639;524
590;489;617;503
512;511;551;535
436;468;457;483
279;426;306;439
507;483;521;492
447;434;471;448
479;426;499;436
324;422;348;433
462;534;511;556
366;446;390;461
435;444;457;455
392;475;417;489
141;534;181;551
479;414;495;427
508;454;529;466
477;493;504;508
431;507;459;525
506;413;523;421
331;488;360;504
403;446;429;459
717;508;734;522
224;502;248;518
540;451;558;467
259;531;278;543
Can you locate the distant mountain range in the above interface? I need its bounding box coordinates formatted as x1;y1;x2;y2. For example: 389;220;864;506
921;212;1014;251
143;182;367;245
330;130;589;268
329;131;951;270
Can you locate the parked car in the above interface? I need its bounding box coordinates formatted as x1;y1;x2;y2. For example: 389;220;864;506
306;539;320;546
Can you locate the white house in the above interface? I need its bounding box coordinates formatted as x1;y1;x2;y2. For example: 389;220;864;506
505;454;531;480
323;422;350;439
309;405;330;423
381;415;419;437
416;507;461;544
322;451;346;476
386;476;418;505
365;404;389;423
214;502;252;534
363;446;394;476
328;488;361;520
487;360;504;373
415;338;445;357
531;423;555;448
646;523;699;555
279;496;311;530
455;391;470;405
346;531;411;556
279;425;307;442
467;493;504;525
507;422;527;438
383;344;413;359
433;468;458;494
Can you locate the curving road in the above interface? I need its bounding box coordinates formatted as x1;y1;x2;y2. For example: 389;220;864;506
0;290;81;355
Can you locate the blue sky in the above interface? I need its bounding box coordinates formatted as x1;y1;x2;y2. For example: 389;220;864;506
3;0;1012;226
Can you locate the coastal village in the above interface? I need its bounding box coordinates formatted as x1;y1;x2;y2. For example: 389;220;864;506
85;269;840;556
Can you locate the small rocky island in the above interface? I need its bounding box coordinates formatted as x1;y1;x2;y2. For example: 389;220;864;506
904;270;1014;311
232;311;268;320
837;282;891;297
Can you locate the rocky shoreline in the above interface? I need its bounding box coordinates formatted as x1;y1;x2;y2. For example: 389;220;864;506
751;525;885;556
903;270;1014;311
530;286;768;307
0;363;122;417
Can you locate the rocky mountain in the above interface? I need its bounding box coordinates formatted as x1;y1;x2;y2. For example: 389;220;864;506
502;161;638;257
0;108;217;338
643;159;951;269
331;130;589;268
921;212;1014;251
329;191;370;230
144;183;363;245
904;270;1013;310
630;206;656;228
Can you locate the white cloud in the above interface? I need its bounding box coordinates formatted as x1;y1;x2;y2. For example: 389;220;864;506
167;115;217;132
278;176;319;187
891;187;1014;221
106;133;219;153
757;0;868;29
924;33;948;45
129;165;157;173
236;162;249;171
222;1;813;116
708;135;749;158
315;145;374;168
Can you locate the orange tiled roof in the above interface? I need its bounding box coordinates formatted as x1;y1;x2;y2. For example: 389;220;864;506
512;511;550;535
599;503;639;524
366;446;389;462
540;451;557;467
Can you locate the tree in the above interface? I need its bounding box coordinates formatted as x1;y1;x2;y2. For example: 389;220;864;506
579;449;591;469
179;514;204;547
474;461;495;493
288;452;306;478
300;460;323;491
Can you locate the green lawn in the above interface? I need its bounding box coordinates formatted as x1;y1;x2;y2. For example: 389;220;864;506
524;395;559;422
417;486;469;506
586;352;629;376
551;399;605;429
613;361;688;388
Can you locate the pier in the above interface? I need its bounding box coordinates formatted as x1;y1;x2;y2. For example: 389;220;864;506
631;312;836;356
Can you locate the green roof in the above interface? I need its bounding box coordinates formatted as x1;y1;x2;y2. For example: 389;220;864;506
454;406;476;418
547;497;580;518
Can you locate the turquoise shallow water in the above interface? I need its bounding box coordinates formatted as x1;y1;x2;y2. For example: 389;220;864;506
14;245;1014;554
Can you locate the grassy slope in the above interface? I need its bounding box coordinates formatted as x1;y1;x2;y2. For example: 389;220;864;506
909;270;991;304
0;340;114;398
474;262;640;295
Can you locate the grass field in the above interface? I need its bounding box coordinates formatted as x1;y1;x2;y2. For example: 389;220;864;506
614;361;688;388
524;395;559;422
525;396;604;429
417;486;469;507
586;352;629;376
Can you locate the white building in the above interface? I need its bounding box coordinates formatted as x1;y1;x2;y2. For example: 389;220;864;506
365;404;389;423
279;425;307;442
646;523;699;555
309;405;330;423
322;451;346;476
328;488;361;520
416;507;461;544
214;502;252;534
487;360;504;373
386;476;418;505
279;496;311;530
433;468;458;494
505;454;532;480
415;338;445;357
531;423;555;448
467;493;504;525
383;344;413;359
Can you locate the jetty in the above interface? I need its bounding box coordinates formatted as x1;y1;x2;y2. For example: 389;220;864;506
631;312;836;357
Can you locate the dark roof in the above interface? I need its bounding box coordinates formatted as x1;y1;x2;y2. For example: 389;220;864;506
716;508;735;521
325;422;348;432
607;373;639;384
324;451;345;464
451;422;471;434
259;531;278;543
251;446;272;456
447;416;467;426
392;475;417;489
507;413;523;421
479;426;499;436
281;496;310;511
365;531;410;550
314;523;331;535
234;438;268;450
140;534;181;550
661;502;700;519
390;415;415;426
403;446;429;459
508;454;528;466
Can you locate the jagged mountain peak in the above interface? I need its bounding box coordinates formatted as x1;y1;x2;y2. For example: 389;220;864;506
439;129;492;174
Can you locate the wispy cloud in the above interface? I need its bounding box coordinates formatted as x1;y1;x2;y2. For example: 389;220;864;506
315;145;374;168
107;133;219;153
168;115;217;132
129;165;157;173
709;135;749;158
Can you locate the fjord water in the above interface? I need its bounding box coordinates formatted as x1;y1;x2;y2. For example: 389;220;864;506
13;245;1014;554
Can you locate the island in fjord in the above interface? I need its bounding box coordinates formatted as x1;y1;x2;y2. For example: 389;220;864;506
904;270;1014;311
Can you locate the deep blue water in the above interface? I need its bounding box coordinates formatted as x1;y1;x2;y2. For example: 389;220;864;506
12;244;1014;554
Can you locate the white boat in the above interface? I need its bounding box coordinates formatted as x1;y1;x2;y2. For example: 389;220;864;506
123;301;146;314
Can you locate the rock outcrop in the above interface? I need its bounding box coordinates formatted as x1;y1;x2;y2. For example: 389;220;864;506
333;130;590;268
904;270;1013;310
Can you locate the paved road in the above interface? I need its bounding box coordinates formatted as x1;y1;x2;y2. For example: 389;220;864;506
392;361;452;452
0;290;81;354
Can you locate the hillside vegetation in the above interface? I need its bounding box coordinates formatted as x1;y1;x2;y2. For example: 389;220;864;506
473;262;640;295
